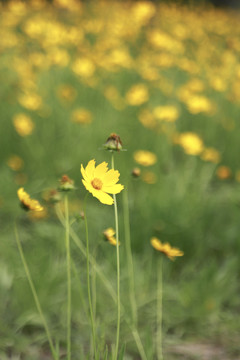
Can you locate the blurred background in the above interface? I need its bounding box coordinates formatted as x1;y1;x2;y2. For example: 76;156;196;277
1;0;240;359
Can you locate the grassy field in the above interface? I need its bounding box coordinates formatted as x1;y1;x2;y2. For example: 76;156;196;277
1;0;240;359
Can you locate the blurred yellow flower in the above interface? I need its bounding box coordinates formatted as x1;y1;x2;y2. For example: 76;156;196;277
142;171;157;184
153;105;179;122
72;58;95;78
201;147;221;164
81;160;124;205
13;114;34;136
57;84;76;103
186;95;213;114
133;150;157;166
138;108;156;129
216;166;231;180
18;92;42;110
151;237;184;261
177;132;204;156
71;108;92;124
103;228;119;246
126;84;149;106
7;155;24;171
17;188;44;212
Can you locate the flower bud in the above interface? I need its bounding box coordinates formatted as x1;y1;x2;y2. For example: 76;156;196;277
59;175;75;191
132;167;141;178
104;133;122;152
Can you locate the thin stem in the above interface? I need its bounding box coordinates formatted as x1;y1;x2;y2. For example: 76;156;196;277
84;195;97;359
14;222;58;360
157;256;163;360
64;194;71;360
123;187;137;326
55;204;148;360
111;153;121;360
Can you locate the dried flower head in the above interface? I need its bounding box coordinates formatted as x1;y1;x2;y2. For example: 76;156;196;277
104;133;122;152
59;175;75;191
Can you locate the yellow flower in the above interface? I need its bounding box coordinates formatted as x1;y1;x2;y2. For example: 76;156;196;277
81;160;124;205
13;114;34;136
71;108;92;124
103;228;119;246
176;132;204;156
153;105;179;122
17;188;44;212
133;150;157;166
151;237;184;261
216;166;231;180
126;84;149;106
201;147;221;164
7;155;24;171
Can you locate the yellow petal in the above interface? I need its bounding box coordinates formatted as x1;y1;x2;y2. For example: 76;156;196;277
81;164;89;181
94;161;108;179
85;159;96;179
92;189;114;205
101;183;124;194
103;169;120;185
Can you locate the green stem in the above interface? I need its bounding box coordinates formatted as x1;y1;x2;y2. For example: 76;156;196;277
111;153;121;360
64;194;71;360
123;187;137;326
157;256;163;360
14;223;58;360
55;204;148;360
84;195;97;359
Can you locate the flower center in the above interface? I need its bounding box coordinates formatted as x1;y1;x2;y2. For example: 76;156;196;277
91;178;103;190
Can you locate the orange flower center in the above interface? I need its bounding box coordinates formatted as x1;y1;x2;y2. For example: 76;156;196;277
91;178;103;190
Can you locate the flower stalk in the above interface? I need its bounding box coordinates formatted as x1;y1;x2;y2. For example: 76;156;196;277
84;194;97;359
157;256;163;360
64;194;72;360
111;153;121;360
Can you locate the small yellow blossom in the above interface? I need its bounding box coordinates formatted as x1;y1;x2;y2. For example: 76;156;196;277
18;93;42;110
138;108;156;129
176;132;204;156
81;160;124;205
133;150;157;166
142;171;157;184
151;237;184;261
186;95;213;114
71;108;92;124
153;105;179;122
103;228;119;246
126;84;149;106
7;155;24;171
57;84;76;103
13;114;34;136
216;166;231;180
201;148;221;164
17;188;44;212
72;58;95;78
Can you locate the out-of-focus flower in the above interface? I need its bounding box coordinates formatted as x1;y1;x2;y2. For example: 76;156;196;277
71;108;92;124
201;148;221;164
142;171;157;184
57;84;77;103
216;166;231;180
131;2;156;25
138;109;156;129
133;150;157;166
176;132;204;156
153;105;179;122
18;92;42;110
151;237;184;260
103;228;119;246
72;58;95;77
186;95;214;114
17;188;44;212
7;155;24;171
132;167;141;178
81;160;124;205
13;114;34;136
126;84;149;106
